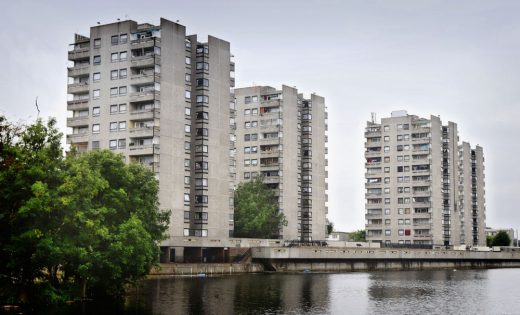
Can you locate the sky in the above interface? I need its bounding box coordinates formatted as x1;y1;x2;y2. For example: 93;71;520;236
1;0;520;233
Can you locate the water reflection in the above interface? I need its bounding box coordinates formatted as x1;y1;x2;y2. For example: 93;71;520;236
126;269;520;314
130;274;331;314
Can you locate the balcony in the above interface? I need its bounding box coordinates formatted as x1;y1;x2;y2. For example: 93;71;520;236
130;90;160;102
66;116;89;127
66;133;89;144
128;144;159;156
128;126;159;137
259;124;281;132
131;37;160;49
365;182;382;187
67;82;89;94
365;150;382;157
413;190;431;197
131;55;160;68
364;130;381;137
67;99;89;110
260;164;280;171
263;176;280;184
260;150;280;157
68;47;90;60
260;137;280;145
68;64;89;77
413;202;431;208
365;141;381;148
130;73;160;85
129;108;160;120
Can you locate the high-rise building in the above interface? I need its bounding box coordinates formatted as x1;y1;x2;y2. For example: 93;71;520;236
66;18;235;253
233;85;328;241
364;111;486;246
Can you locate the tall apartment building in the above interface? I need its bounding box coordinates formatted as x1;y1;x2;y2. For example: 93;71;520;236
66;18;235;249
364;111;486;247
233;85;328;241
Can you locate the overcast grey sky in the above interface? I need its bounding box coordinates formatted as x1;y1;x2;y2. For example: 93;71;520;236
2;0;519;232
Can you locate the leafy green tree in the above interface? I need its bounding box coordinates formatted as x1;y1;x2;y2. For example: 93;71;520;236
233;176;287;239
0;116;65;303
0;116;169;304
349;230;366;242
486;235;494;247
326;220;334;235
491;231;511;247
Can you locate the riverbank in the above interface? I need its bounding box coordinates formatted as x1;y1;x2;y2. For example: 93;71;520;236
151;246;520;275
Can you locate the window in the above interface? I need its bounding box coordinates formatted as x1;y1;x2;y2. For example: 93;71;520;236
185;107;191;116
185;73;191;82
251;146;258;153
185;125;191;133
120;34;128;44
184;176;190;185
120;52;128;61
196;112;209;120
195;145;208;153
93;72;101;82
92;107;100;116
196;78;209;87
384;198;390;204
195;195;208;204
196;128;208;137
119;69;127;79
111;52;119;62
184;193;190;202
118;139;126;149
118;121;126;131
251;159;258;166
384;136;390;142
244;109;251;115
185;57;191;65
110;122;118;131
251;133;258;141
245;122;251;129
184;159;190;168
110;105;118;113
384;146;390;153
183;228;190;236
245;96;251;104
196;62;209;71
384;177;390;184
385;229;391;236
109;139;117;149
384;157;390;163
92;124;100;134
385;208;390;215
185;90;191;99
384;167;390;173
93;38;101;48
196;178;208;187
244;134;250;141
196;45;209;54
93;89;100;99
252;108;258;115
93;55;101;65
119;86;127;95
110;87;118;96
244;172;250;179
91;141;100;149
384;188;390;194
111;35;119;45
398;229;404;236
184;141;191;150
384;125;390;131
252;96;258;103
244;147;251;154
195;161;208;170
111;70;118;80
119;104;127;113
196;95;209;104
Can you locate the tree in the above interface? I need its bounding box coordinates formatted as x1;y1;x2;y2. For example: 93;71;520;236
0;116;169;304
486;235;494;247
349;230;366;242
491;231;511;247
326;220;334;235
233;176;287;239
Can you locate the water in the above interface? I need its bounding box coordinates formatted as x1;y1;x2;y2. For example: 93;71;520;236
124;268;520;315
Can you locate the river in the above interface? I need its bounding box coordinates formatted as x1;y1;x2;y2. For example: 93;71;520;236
40;268;520;314
31;269;520;315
